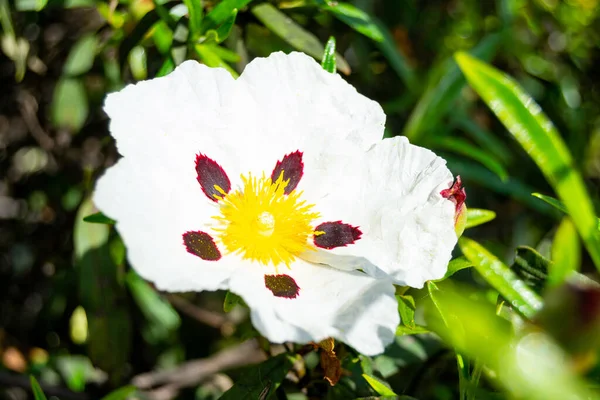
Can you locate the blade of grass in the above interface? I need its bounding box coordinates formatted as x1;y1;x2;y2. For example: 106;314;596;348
251;3;350;74
459;237;543;319
455;52;600;272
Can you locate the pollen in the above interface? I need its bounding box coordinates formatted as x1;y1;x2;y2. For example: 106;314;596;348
212;173;320;267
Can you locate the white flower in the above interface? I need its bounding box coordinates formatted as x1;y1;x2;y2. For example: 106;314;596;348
94;52;462;356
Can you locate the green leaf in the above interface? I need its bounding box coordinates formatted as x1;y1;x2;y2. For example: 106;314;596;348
397;294;415;328
455;52;600;272
459;237;543;319
437;256;473;280
15;0;47;12
465;208;497;229
251;3;350;75
203;0;252;31
30;376;48;400
425;284;598;400
362;373;398;396
451;114;513;165
219;353;295;400
183;0;203;39
404;33;501;141
550;217;580;287
512;246;549;295
128;46;147;81
321;36;336;73
51;78;88;132
436;137;508;181
532;192;568;214
319;1;383;42
63;34;97;76
210;8;237;43
119;3;178;70
194;44;239;77
395;324;429;336
100;385;138;400
224;290;242;312
126;270;181;343
83;212;116;225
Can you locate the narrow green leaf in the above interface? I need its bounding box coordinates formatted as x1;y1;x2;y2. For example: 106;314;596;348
100;385;138;400
203;0;252;31
455;52;600;272
550;217;580;287
512;246;549;295
51;78;88;132
63;34;97;76
404;33;500;141
251;3;350;74
128;46;147;81
437;256;473;281
459;237;543;319
223;290;242;312
210;8;237;43
194;44;238;77
395;324;429;336
183;0;203;39
452;114;513;165
437;137;508;180
83;212;116;225
362;374;398;396
119;3;178;70
321;36;336;73
532;192;568;214
219;353;295;400
465;208;497;229
319;1;383;42
397;294;415;328
30;376;48;400
126;270;180;343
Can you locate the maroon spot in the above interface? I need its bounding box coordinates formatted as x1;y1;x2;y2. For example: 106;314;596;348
183;231;221;261
271;151;304;194
314;221;362;249
440;175;467;213
264;274;300;298
195;154;231;202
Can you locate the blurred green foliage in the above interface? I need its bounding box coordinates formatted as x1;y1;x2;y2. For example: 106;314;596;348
2;0;600;399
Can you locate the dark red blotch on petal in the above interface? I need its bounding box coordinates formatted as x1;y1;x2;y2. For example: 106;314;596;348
195;154;231;202
314;221;362;250
271;151;304;194
264;274;300;299
183;231;221;261
440;175;467;213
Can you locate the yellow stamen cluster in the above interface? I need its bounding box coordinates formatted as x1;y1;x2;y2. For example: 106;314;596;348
213;173;319;267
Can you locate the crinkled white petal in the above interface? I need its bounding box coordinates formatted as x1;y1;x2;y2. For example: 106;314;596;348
301;136;457;288
236;51;385;174
228;261;399;356
94;157;238;291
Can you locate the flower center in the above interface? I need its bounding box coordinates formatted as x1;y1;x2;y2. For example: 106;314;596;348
212;173;319;267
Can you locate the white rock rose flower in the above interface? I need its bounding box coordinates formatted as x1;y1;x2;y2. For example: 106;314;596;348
94;52;464;356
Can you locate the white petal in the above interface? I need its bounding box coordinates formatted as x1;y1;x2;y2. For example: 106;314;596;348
236;52;385;173
302;136;457;288
228;261;399;356
104;60;253;179
94;157;238;292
